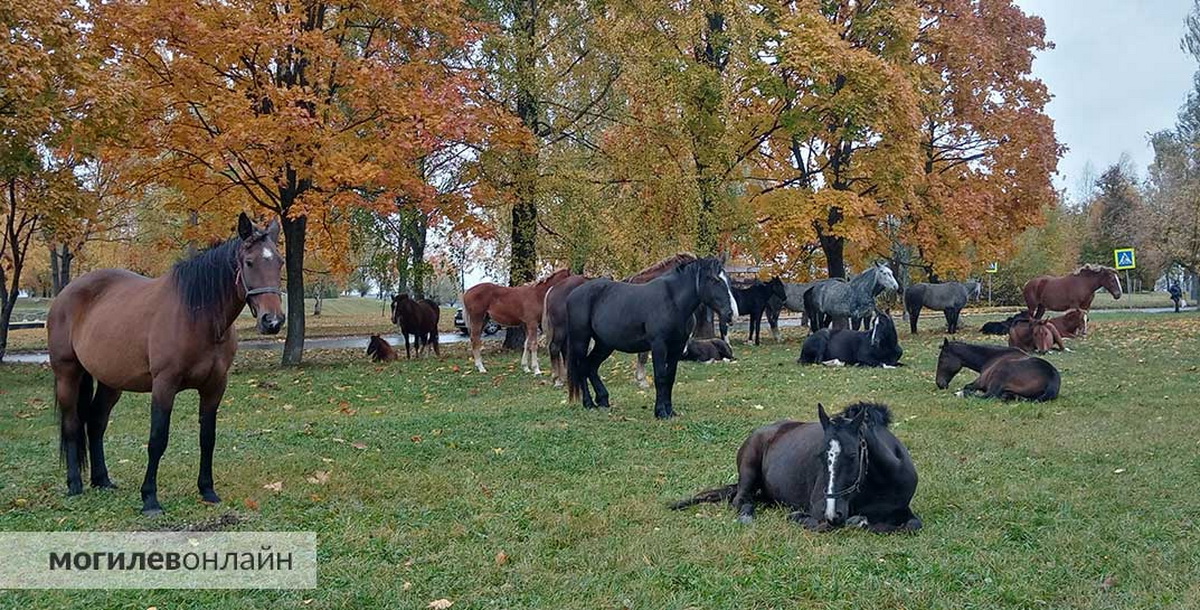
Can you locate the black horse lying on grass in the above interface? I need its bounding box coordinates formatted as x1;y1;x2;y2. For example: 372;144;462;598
671;402;922;533
980;311;1029;335
797;309;902;367
681;338;736;363
935;339;1060;401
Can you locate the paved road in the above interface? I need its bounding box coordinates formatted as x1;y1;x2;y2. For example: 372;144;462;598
4;306;1192;365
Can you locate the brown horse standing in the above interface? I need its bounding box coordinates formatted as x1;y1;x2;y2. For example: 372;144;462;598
48;213;285;516
542;273;592;386
366;335;399;362
390;294;440;358
462;269;572;374
1023;264;1122;335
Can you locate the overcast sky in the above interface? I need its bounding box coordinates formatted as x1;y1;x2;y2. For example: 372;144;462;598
1015;0;1198;199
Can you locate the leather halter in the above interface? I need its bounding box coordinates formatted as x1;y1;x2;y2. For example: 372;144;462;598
236;267;283;318
825;435;869;499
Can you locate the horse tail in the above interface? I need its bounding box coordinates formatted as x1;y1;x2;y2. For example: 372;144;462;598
565;299;589;403
669;484;737;510
542;287;556;359
59;369;94;472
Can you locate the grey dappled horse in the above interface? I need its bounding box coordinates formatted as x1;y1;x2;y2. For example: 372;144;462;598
803;264;899;331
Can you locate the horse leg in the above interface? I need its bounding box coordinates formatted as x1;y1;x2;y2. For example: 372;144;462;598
634;352;650;389
403;331;412;360
140;378;178;516
54;363;87;496
650;342;680;418
197;378;227;505
469;317;487;373
586;344;615;408
767;305;781;342
87;383;122;489
943;309;954;334
525;321;542;375
732;461;763;524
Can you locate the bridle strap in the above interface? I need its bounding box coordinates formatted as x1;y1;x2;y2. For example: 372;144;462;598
235;267;283;317
825;435;869;499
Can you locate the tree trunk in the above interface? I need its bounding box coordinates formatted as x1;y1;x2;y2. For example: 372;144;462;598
49;246;60;295
504;0;539;352
281;214;307;366
50;243;72;295
411;210;429;299
820;233;846;278
689;6;729;256
0;266;10;363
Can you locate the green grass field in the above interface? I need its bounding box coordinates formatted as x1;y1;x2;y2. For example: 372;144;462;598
1;311;1199;608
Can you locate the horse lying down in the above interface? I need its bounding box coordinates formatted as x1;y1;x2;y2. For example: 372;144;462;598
1008;318;1067;353
936;339;1060;401
681;338;736;363
980;311;1029;335
797;310;903;367
366;335;399;362
671;402;922;533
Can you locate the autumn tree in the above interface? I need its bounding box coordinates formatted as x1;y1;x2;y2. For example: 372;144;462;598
0;0;99;362
906;0;1061;280
99;0;496;364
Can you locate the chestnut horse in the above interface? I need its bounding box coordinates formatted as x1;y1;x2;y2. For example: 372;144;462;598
48;213;285;516
1008;318;1066;354
1047;309;1085;338
1023;264;1122;334
462;269;572;374
366;334;399;362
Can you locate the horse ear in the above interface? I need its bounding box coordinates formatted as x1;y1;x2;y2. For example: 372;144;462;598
852;406;868;428
266;219;281;242
237;212;254;240
817;403;831;428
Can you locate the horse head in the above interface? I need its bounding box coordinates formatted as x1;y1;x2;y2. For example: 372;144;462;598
766;276;787;301
689;258;738;325
236;212;286;335
1031;319;1055;353
874;263;899;293
390;294;412;325
817;403;870;526
935;338;961;389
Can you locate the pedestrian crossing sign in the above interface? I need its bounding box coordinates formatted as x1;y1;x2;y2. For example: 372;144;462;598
1113;248;1136;270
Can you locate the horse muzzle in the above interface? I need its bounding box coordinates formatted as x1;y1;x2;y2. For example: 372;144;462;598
259;312;286;335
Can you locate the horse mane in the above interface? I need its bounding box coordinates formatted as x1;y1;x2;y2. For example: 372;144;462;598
834;402;893;428
535;269;570;286
1073;263;1115;275
624;252;698;282
172;237;243;317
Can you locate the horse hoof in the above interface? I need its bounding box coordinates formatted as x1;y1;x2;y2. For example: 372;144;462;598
200;491;222;504
141;506;164;518
736;514;754;525
846;515;869;529
91;479;118;489
954;390;965;397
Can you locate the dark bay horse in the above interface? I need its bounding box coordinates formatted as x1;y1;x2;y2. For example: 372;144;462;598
797;310;903;367
904;281;973;334
681;337;736;363
390;294;440;358
721;277;787;345
566;257;737;419
805;264;899;331
980;311;1029;335
672;403;921;533
48;213;285;516
936;340;1060;401
1023;264;1122;334
542;273;593;387
366;334;399;362
462;268;572;374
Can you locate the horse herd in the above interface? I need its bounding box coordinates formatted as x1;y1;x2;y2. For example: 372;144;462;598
45;214;1126;532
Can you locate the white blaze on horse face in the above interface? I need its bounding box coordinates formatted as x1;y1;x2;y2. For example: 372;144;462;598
262;248;273;260
719;272;740;318
825;439;841;521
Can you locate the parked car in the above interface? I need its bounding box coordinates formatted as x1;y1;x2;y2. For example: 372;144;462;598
454;308;501;336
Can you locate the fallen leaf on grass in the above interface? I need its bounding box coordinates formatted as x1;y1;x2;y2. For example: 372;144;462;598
243;498;259;511
403;581;413;591
263;481;283;492
1100;575;1118;590
428;600;453;610
351;442;368;450
495;551;509;566
1113;468;1126;474
306;471;330;485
